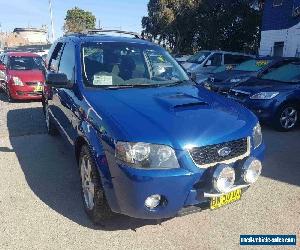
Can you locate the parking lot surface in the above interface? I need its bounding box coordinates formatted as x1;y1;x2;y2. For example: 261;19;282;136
0;92;299;250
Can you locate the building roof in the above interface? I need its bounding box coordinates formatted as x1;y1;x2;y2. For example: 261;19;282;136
13;28;47;33
6;51;41;57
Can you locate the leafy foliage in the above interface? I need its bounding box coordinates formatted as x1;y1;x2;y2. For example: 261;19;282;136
142;0;263;54
64;7;96;33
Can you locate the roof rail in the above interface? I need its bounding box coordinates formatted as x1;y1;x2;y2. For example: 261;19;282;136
83;29;143;39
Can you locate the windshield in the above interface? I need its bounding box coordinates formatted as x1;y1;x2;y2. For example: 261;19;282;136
9;56;44;70
187;51;210;64
82;42;189;88
212;64;236;73
235;59;271;72
261;63;300;83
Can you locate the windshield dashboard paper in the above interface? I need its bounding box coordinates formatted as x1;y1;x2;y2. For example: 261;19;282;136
93;75;113;86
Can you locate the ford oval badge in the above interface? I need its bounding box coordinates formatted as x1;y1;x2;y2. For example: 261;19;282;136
218;147;231;157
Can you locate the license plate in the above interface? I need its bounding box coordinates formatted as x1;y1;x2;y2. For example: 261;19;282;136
210;189;241;210
34;86;43;92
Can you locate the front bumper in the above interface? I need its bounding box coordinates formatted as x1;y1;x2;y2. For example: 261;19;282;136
103;145;265;219
9;85;43;100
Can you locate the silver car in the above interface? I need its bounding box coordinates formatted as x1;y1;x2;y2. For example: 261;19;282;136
182;51;255;83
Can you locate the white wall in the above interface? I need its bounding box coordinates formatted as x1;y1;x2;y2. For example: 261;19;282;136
259;22;300;57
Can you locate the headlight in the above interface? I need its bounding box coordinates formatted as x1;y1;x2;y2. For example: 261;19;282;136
252;123;262;149
242;157;262;184
115;142;180;169
230;77;249;84
12;76;24;86
213;164;235;193
250;92;279;100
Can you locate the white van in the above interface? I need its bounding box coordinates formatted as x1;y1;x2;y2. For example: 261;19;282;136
182;50;255;83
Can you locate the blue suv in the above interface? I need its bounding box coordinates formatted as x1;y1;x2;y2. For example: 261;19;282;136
42;30;265;223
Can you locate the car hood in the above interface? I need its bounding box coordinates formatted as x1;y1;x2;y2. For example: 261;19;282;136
8;70;45;83
235;78;297;94
84;85;257;150
212;70;255;83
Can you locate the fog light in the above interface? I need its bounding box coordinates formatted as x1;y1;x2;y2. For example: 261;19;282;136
145;195;161;209
242;157;262;184
213;164;235;193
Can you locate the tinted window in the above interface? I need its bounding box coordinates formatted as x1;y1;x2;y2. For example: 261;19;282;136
207;53;222;66
261;63;300;82
8;56;44;70
49;42;64;72
82;42;189;87
58;42;75;81
187;51;211;64
235;59;271;72
224;55;252;65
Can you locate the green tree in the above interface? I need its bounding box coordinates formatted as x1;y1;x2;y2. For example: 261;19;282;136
142;0;263;54
142;0;198;53
64;7;96;33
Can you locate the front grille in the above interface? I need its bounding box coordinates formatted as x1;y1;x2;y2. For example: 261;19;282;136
189;138;249;167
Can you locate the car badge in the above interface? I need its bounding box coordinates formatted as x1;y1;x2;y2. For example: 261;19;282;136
218;147;231;157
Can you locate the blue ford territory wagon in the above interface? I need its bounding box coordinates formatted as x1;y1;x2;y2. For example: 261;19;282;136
42;30;265;224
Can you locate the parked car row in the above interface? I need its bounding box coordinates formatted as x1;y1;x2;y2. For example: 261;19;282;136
201;57;300;131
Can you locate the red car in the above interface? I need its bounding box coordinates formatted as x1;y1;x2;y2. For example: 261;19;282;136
0;52;45;101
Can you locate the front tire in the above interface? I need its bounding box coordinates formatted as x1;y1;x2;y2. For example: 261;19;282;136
79;145;114;224
274;104;298;132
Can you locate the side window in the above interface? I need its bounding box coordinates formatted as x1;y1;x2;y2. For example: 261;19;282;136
207;53;222;66
49;42;64;72
58;42;75;81
224;54;236;65
225;55;252;65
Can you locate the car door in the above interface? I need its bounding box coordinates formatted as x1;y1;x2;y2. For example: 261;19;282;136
47;42;73;141
55;41;78;143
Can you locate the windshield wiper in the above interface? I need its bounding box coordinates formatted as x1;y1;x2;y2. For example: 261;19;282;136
160;80;191;88
104;84;162;90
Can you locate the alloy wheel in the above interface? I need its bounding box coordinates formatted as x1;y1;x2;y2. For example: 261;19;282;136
80;155;95;210
280;107;298;129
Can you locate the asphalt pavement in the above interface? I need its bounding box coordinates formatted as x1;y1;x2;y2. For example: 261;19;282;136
0;92;299;250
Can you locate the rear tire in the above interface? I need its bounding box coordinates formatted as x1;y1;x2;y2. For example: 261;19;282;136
79;145;114;224
273;104;298;132
45;104;58;136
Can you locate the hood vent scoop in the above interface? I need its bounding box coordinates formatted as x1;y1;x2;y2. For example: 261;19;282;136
173;101;208;111
155;92;208;111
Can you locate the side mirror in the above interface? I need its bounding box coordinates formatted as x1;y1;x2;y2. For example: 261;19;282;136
46;73;72;88
0;64;6;71
205;60;212;66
